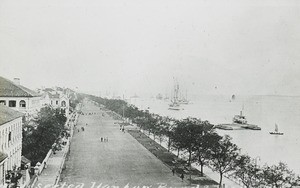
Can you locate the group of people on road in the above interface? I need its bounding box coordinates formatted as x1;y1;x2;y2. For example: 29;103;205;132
100;137;109;142
82;112;100;115
77;126;86;132
120;125;125;132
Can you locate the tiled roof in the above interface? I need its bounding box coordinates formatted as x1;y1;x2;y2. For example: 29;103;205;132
0;76;40;97
0;151;8;163
0;104;24;125
43;88;55;92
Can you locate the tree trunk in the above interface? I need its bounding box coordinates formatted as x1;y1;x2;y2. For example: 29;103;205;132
198;156;204;176
219;172;223;188
200;164;203;177
167;137;171;152
189;151;192;185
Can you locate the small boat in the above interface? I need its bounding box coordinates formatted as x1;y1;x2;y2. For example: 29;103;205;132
269;124;283;135
168;106;181;111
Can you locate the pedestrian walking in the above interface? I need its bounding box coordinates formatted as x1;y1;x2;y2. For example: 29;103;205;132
180;173;184;181
101;137;103;142
172;168;175;175
44;161;47;169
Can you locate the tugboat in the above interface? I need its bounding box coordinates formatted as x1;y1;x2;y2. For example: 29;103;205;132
270;124;284;135
216;109;261;131
232;110;261;130
233;111;247;124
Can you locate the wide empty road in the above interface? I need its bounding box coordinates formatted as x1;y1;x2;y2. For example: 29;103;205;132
61;100;186;188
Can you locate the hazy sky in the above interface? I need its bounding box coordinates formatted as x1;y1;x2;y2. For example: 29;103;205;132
1;0;300;97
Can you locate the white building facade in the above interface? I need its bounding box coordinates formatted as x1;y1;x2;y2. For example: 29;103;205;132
40;88;70;117
0;105;23;186
0;77;41;120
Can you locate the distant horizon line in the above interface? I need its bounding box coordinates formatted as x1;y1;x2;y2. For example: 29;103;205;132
79;91;300;99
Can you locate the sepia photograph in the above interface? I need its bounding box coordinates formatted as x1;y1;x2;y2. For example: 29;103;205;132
0;0;300;187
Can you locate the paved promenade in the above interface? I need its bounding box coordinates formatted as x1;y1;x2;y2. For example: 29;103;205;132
60;101;186;188
33;147;66;186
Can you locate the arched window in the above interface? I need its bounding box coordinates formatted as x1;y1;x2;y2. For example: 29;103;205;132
19;100;26;108
61;101;66;107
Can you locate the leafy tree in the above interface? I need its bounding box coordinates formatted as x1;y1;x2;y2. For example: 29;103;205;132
233;154;264;188
160;117;176;151
154;117;165;144
172;117;206;181
208;135;240;188
22;106;67;164
134;117;147;130
287;174;300;187
262;162;296;188
194;130;221;177
149;116;160;140
69;92;84;111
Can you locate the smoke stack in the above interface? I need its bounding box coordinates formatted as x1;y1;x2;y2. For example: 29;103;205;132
13;78;20;85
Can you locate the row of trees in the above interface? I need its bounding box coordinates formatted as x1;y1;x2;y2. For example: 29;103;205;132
22;106;67;165
69;92;84;112
85;94;300;188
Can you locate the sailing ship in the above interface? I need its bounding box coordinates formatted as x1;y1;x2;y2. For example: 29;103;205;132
168;81;182;110
269;124;284;135
178;90;189;105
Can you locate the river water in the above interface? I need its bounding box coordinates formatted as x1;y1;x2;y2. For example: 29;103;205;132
129;95;300;175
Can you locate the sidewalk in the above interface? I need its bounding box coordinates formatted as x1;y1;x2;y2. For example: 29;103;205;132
33;146;67;187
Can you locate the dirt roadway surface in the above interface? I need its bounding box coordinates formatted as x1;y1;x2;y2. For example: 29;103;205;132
61;101;188;188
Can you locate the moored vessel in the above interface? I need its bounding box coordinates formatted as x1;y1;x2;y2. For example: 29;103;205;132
270;123;283;135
